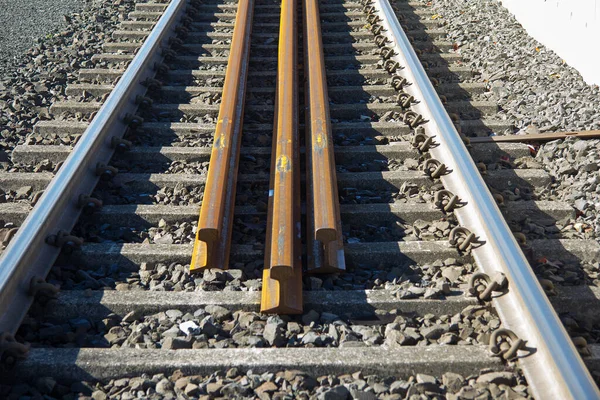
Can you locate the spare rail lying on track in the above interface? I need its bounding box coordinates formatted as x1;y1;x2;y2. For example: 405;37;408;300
367;0;600;398
0;0;192;342
303;0;345;274
190;0;255;272
469;129;600;144
261;0;302;314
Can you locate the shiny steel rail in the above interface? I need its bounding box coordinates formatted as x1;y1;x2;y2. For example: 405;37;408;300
303;0;345;274
0;0;191;338
369;0;600;398
261;0;302;314
190;0;255;272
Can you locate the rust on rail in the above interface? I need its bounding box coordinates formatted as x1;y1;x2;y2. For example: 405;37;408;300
261;0;302;313
190;0;255;272
303;0;345;273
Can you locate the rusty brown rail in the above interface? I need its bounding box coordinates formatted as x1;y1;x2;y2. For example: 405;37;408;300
303;0;345;273
469;129;600;144
190;0;254;272
261;0;302;313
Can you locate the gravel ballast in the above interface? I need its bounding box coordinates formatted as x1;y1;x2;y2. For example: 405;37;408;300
536;138;600;252
20;304;501;350
0;0;85;75
423;0;600;133
0;367;531;399
0;0;135;161
412;1;600;274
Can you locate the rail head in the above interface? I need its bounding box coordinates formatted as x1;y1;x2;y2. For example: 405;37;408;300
370;0;600;398
0;0;191;337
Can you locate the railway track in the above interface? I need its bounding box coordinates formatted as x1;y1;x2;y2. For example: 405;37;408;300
1;0;600;398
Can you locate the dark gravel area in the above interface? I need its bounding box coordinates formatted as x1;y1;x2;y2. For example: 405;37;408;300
90;180;207;206
532;257;600;291
536;138;600;241
20;304;501;350
88;177;440;208
0;185;44;205
49;253;474;295
1;367;531;400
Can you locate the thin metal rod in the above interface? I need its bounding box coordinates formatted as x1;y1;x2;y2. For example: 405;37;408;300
469;129;600;143
372;0;600;398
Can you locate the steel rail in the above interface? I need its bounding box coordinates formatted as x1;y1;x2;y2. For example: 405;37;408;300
190;0;255;272
303;0;346;274
265;0;299;282
0;0;190;337
261;0;302;314
371;0;600;398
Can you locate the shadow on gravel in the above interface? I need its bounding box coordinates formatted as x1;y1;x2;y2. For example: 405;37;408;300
398;0;600;335
313;4;419;276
